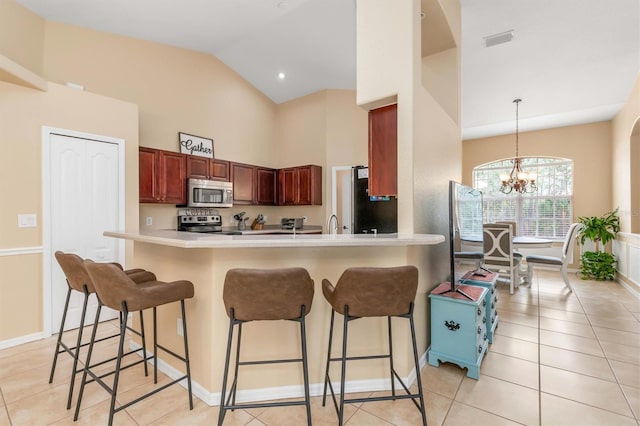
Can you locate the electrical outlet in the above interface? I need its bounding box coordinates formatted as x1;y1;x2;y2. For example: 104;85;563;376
177;318;184;336
302;216;308;222
17;214;37;228
145;217;153;226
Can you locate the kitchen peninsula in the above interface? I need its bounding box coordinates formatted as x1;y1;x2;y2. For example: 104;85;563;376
107;229;445;406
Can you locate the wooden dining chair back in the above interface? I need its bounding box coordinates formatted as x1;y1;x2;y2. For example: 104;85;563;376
526;223;584;292
483;223;520;294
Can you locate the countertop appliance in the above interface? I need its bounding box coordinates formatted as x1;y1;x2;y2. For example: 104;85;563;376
187;178;233;208
177;208;223;233
281;217;304;230
352;166;397;234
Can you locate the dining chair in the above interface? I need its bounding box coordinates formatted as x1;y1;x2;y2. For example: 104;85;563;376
525;223;584;292
483;223;521;294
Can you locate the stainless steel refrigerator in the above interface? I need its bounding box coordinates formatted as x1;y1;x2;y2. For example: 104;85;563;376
352;166;398;234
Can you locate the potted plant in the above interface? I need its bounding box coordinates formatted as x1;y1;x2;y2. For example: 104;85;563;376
577;208;620;280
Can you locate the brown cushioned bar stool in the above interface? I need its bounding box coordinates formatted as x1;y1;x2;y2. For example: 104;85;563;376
74;261;194;426
218;268;314;426
50;251;157;410
322;266;427;426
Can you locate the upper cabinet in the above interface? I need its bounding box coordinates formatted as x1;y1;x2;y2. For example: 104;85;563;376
278;165;322;206
256;167;277;206
139;147;186;204
230;162;278;206
368;104;397;196
186;156;229;181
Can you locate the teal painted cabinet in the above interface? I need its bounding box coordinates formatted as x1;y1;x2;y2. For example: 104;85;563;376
428;283;488;379
459;271;499;343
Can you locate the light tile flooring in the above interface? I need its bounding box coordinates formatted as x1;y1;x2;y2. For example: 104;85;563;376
1;270;639;425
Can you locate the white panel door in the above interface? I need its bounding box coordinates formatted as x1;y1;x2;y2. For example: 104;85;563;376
49;134;119;331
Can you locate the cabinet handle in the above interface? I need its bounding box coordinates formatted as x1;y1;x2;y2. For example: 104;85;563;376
491;302;495;309
482;316;486;324
477;326;481;335
478;345;483;354
483;299;486;307
444;320;460;331
484;333;487;341
477;308;481;316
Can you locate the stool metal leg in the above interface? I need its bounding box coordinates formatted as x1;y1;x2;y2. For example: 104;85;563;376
49;284;72;384
409;308;427;426
230;322;242;408
299;306;312;426
153;306;158;384
218;310;236;426
73;303;102;421
66;286;90;409
322;309;336;407
338;305;350;426
139;310;149;377
181;300;194;409
388;316;396;398
107;303;129;426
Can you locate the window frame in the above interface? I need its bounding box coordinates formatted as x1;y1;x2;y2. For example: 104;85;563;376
472;156;574;241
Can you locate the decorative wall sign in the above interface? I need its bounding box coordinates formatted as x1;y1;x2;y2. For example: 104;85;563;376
179;132;214;158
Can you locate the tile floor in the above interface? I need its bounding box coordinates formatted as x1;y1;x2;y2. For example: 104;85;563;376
1;270;639;425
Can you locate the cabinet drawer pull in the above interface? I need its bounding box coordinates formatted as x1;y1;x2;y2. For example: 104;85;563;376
477;308;482;316
484;333;487;341
477;326;481;334
482;316;486;324
444;320;460;331
478;345;483;354
483;299;486;307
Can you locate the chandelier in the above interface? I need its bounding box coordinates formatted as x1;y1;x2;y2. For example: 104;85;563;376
500;99;537;194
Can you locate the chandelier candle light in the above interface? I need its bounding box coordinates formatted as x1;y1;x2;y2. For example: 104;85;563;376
500;98;538;194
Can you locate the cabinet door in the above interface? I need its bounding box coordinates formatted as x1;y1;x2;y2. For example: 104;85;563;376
210;159;230;181
186;155;210;179
159;151;186;204
368;103;397;196
139;147;158;202
278;168;297;205
231;162;256;205
256;167;277;205
297;165;322;205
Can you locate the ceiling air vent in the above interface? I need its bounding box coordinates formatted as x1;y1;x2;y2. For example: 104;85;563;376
484;30;514;48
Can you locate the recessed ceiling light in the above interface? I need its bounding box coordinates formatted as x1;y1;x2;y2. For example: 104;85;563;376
278;72;286;80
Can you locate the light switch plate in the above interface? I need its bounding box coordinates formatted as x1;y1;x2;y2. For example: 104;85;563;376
18;214;37;228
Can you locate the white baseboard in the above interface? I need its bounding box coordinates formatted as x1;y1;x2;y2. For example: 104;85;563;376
0;331;46;350
130;341;429;407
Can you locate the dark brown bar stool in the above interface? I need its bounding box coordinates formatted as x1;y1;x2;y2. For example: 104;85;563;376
74;261;194;426
50;251;157;410
218;268;314;426
322;266;427;426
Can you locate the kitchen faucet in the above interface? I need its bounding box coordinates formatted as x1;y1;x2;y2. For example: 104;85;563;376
327;214;338;235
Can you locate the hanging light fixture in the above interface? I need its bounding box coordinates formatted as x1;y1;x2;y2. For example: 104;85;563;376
500;98;537;194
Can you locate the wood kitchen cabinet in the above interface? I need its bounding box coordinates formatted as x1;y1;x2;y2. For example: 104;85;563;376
230;162;255;205
139;147;187;204
278;165;322;206
231;162;278;206
368;103;397;196
186;156;229;181
256;167;277;205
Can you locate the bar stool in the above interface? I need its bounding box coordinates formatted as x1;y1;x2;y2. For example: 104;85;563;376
321;266;427;426
50;251;157;410
218;268;314;426
74;261;194;426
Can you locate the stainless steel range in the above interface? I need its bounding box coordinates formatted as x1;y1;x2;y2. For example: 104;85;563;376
177;208;222;233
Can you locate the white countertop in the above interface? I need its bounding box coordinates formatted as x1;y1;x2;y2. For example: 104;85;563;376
105;229;445;249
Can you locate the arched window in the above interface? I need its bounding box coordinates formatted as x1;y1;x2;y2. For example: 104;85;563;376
473;157;573;239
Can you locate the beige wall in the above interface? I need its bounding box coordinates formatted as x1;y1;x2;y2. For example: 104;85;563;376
463;121;613;220
357;0;461;358
0;81;138;341
0;0;44;74
612;74;640;233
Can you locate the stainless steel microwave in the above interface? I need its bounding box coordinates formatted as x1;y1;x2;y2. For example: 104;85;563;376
187;178;233;208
